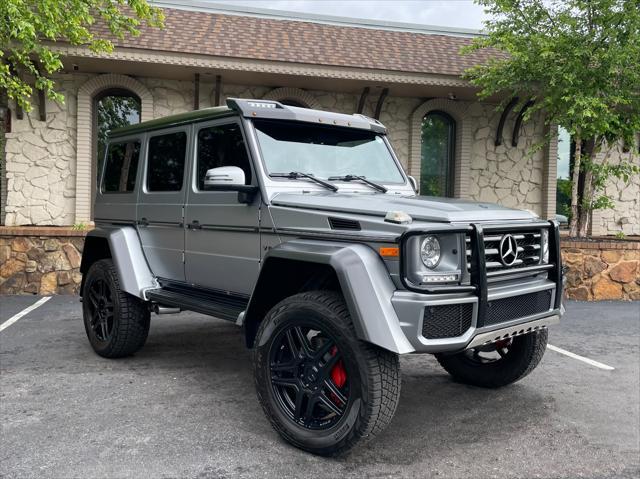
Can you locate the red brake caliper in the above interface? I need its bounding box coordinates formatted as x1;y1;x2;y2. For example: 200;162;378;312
329;346;347;405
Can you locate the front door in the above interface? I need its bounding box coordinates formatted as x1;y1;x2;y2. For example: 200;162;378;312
137;128;190;282
184;120;261;295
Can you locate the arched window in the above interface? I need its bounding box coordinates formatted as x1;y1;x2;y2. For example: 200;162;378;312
420;111;456;197
94;89;141;187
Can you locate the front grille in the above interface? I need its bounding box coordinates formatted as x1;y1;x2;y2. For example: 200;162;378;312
466;229;544;274
481;290;552;327
422;303;473;339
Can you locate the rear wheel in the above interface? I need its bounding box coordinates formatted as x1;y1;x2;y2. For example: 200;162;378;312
435;329;548;388
82;259;150;358
253;291;400;456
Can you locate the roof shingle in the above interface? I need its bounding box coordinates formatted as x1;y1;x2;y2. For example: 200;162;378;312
94;8;494;76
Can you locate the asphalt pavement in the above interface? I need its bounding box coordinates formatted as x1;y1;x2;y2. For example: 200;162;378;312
1;296;639;479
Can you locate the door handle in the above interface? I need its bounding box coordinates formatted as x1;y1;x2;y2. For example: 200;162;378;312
189;220;202;230
137;217;149;227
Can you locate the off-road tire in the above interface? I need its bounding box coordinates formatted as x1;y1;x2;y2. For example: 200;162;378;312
435;329;548;388
253;291;401;456
82;259;150;358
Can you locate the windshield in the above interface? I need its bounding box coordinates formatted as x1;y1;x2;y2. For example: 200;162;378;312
253;120;405;184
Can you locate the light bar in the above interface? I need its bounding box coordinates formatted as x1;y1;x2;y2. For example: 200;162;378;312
247;101;277;109
421;273;459;283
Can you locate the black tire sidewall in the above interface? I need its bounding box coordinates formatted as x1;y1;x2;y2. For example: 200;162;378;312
82;259;124;355
254;296;368;453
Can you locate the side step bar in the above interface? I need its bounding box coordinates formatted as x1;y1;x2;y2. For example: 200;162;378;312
146;286;248;322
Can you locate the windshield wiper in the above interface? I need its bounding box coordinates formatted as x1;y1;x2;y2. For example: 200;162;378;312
327;175;388;193
270;171;338;192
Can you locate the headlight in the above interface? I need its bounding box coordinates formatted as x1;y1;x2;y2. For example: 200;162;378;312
420;235;441;269
542;229;549;263
403;233;463;288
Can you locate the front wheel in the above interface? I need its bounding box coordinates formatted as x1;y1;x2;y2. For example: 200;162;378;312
253;291;401;456
435;329;548;388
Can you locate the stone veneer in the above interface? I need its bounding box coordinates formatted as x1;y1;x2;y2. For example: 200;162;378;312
0;227;86;295
590;141;640;236
2;227;638;300
562;238;640;301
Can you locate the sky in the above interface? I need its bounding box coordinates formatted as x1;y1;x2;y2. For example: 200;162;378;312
208;0;488;30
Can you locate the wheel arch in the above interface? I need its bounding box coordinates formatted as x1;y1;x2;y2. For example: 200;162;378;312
244;239;414;354
80;226;156;298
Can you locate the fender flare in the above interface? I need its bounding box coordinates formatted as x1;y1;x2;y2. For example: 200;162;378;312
247;239;415;354
81;226;156;298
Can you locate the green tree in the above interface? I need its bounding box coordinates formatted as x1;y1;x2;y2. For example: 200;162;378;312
0;0;163;111
465;0;640;237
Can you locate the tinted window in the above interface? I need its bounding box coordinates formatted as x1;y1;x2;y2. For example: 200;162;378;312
147;132;187;191
254;120;404;184
197;123;251;190
102;140;141;193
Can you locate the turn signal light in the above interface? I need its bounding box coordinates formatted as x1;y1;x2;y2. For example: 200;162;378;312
379;247;399;258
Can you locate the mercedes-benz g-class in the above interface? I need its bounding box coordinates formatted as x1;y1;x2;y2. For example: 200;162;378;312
81;98;564;455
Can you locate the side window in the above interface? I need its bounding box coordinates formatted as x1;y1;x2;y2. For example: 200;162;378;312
147;131;187;192
196;123;252;190
102;140;141;193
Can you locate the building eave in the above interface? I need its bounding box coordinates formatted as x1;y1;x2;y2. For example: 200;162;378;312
53;45;474;90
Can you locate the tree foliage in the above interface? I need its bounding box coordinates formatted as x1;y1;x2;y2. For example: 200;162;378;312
0;0;163;111
465;0;640;237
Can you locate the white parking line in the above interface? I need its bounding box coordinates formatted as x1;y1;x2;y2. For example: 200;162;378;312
548;344;615;371
0;297;51;333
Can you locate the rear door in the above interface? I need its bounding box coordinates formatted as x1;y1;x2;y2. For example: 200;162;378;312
137;127;190;282
184;120;260;294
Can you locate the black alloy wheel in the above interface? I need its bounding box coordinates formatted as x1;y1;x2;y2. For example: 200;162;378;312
269;324;350;430
85;278;115;343
253;291;401;456
82;259;150;358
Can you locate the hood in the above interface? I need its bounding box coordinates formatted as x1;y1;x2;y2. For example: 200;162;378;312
270;192;537;223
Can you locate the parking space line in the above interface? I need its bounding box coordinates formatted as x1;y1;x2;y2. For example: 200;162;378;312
548;344;615;371
0;297;51;333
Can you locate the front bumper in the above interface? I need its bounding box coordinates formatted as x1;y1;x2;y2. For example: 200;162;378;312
391;220;564;354
392;277;562;353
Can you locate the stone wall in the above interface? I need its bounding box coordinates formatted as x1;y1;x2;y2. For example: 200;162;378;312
467;104;546;213
562;239;640;301
591;142;640;236
4;74;92;226
0;227;85;294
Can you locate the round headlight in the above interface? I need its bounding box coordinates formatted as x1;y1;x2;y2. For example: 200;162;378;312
420;235;441;269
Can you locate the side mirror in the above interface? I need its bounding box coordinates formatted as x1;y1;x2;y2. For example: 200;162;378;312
408;175;418;193
204;166;246;187
203;166;258;204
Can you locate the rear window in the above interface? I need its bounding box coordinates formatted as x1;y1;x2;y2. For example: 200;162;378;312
147;131;187;192
102;140;141;193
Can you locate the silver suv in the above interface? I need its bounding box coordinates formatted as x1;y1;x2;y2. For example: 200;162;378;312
81;99;564;455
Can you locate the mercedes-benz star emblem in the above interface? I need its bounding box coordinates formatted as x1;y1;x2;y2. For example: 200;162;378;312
499;234;519;266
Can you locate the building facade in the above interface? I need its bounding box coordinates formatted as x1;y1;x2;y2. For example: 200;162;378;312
1;2;638;235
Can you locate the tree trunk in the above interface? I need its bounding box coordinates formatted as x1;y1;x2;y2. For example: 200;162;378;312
578;168;593;237
0;88;7;225
569;136;582;237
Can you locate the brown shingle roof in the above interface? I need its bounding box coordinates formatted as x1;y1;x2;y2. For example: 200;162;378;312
95;8;494;76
